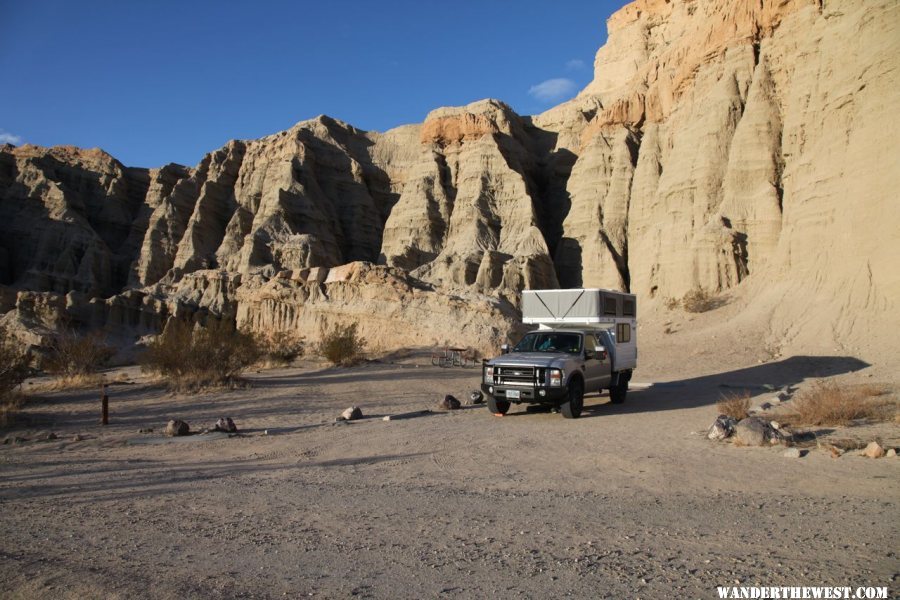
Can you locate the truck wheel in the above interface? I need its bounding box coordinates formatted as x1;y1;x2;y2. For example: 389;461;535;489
609;381;627;404
487;396;510;416
560;378;584;419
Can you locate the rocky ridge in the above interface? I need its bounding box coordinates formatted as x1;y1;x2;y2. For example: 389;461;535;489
1;0;897;362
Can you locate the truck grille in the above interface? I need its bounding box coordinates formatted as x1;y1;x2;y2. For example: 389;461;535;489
496;366;538;386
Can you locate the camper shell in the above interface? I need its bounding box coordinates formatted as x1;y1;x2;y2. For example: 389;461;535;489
481;288;637;419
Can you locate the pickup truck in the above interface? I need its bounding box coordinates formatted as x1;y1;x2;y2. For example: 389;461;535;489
480;288;637;419
481;328;632;418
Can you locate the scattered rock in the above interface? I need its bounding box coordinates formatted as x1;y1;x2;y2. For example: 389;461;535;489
759;402;773;411
213;417;237;433
469;390;484;405
165;420;190;437
439;394;461;410
707;415;737;441
886;448;897;458
817;441;845;458
337;406;363;421
770;421;781;430
72;434;84;442
861;441;885;459
783;448;802;459
734;417;781;447
138;427;154;434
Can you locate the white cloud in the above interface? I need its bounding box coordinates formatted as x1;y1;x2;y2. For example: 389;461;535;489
528;78;577;103
566;59;586;71
0;130;23;145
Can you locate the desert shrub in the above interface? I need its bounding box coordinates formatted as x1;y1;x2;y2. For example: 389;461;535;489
663;297;680;311
682;288;716;313
717;391;751;421
0;326;29;425
141;318;260;390
317;322;366;366
257;330;305;364
44;330;114;385
786;381;894;427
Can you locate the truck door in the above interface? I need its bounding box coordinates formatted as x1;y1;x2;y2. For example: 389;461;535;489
583;333;612;392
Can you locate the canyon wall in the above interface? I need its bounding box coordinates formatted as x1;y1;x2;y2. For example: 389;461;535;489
1;0;897;360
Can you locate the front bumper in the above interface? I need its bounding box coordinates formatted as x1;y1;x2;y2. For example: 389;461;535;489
480;383;569;404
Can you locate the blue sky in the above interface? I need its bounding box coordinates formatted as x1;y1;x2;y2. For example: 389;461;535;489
0;1;625;168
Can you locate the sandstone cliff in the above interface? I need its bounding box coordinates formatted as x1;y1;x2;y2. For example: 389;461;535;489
1;0;897;365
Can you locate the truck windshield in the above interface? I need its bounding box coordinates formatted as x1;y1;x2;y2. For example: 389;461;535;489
513;332;582;354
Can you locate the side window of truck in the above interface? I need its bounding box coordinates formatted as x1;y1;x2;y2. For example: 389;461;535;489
616;323;631;343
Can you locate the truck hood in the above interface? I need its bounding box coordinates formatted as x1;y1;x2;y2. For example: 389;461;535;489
487;352;569;368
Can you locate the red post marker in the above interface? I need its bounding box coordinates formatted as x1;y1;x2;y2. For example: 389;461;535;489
100;384;109;425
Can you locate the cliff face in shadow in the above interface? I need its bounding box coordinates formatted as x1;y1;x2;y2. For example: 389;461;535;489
1;0;897;360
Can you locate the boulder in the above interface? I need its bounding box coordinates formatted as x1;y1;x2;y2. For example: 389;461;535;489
439;394;461;410
861;441;885;459
213;417;237;433
338;406;363;421
733;417;780;447
783;448;802;459
165;419;190;437
707;415;737;441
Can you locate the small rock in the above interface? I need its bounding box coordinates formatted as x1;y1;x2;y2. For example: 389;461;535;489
776;391;791;402
339;406;363;421
770;395;782;405
770;421;781;430
469;390;484;405
759;402;773;411
213;417;237;433
72;434;84;442
165;419;190;437
707;415;737;441
886;448;897;458
439;394;461;410
138;427;154;434
817;442;844;458
783;448;802;459
861;441;885;459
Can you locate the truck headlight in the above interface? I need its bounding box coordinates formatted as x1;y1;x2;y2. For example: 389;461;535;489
549;369;562;387
484;366;494;384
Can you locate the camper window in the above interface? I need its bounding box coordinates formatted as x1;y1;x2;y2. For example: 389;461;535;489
616;323;631;343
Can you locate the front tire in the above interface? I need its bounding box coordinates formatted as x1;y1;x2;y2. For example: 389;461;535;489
560;378;584;419
487;395;510;416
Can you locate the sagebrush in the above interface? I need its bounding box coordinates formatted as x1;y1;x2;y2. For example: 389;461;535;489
682;288;717;313
257;330;305;364
317;323;366;366
0;326;29;425
786;381;894;427
141;319;260;390
45;330;113;378
717;391;751;421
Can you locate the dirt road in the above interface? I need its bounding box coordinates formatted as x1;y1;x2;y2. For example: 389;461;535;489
1;358;897;598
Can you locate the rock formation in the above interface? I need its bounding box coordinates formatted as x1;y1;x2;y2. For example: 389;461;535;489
1;0;897;362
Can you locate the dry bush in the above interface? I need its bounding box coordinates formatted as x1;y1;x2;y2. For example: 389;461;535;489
45;330;114;380
317;322;366;366
141;319;260;390
257;330;305;365
786;381;895;427
1;326;30;426
682;288;717;313
717;391;751;420
663;297;680;311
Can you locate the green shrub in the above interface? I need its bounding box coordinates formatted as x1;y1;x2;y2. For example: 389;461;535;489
317;322;366;366
141;318;260;390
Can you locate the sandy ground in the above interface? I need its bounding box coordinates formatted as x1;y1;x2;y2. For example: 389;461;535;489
1;337;898;599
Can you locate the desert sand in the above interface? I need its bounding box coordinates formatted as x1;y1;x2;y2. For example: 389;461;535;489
2;333;897;599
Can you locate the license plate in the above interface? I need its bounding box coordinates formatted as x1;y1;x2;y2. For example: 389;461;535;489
505;389;521;399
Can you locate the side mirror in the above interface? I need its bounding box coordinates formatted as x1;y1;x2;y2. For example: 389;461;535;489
500;344;509;354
